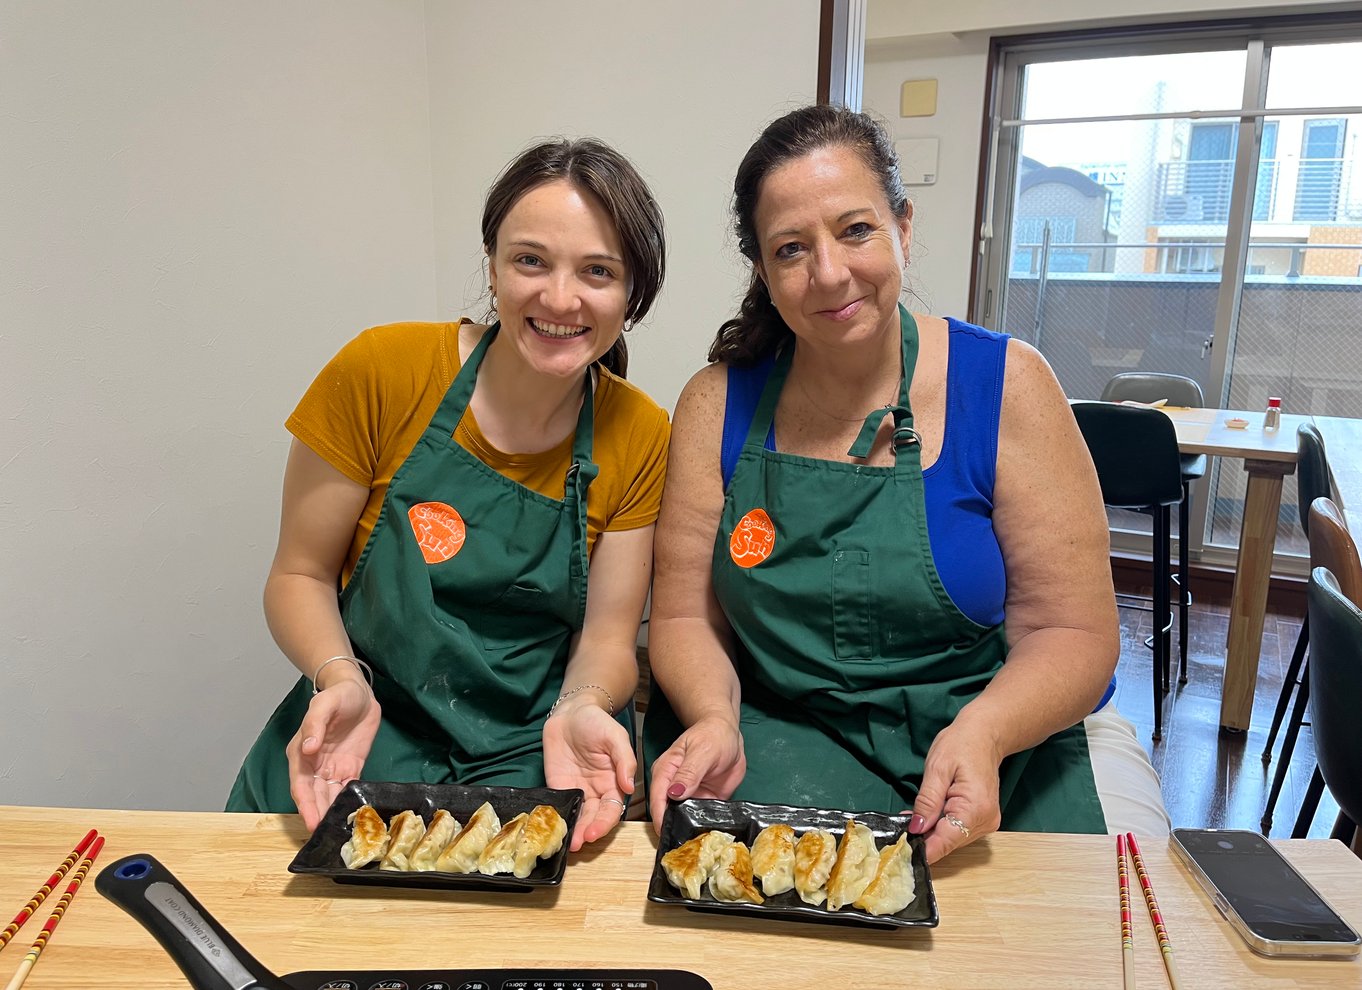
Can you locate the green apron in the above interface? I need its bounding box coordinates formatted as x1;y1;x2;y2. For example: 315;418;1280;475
228;324;600;812
645;307;1105;831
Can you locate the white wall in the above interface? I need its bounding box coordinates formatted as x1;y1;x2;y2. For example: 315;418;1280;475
2;2;438;812
2;1;818;812
424;2;820;409
863;0;1362;326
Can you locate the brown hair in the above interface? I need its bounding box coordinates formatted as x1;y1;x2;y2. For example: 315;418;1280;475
481;138;667;377
709;105;909;366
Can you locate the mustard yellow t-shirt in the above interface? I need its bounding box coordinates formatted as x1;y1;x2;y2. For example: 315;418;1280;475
286;321;670;584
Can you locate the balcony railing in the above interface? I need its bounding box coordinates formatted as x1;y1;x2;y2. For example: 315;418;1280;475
1154;158;1362;224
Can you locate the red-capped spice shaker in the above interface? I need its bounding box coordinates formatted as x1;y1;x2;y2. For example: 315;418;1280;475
1264;396;1282;431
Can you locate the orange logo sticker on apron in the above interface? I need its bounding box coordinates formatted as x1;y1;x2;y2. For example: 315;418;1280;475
729;508;775;568
408;502;466;564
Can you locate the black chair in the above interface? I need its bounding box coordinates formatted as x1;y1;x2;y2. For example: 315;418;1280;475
1301;565;1362;848
1262;497;1357;835
1259;425;1333;833
1072;401;1185;740
1100;372;1207;682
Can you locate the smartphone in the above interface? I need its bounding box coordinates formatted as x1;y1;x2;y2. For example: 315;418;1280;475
1170;828;1360;958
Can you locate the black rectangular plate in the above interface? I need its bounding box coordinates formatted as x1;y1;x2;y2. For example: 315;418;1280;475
288;779;583;891
647;798;938;930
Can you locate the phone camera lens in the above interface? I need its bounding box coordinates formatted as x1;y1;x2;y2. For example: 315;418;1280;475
1216;839;1234;850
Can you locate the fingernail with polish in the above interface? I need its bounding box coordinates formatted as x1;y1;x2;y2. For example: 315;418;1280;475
908;813;928;834
667;784;685;799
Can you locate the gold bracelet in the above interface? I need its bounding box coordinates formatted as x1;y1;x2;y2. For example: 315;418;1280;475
311;655;374;695
548;683;615;717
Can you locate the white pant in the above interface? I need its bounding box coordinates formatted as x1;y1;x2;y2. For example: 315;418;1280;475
1085;700;1171;836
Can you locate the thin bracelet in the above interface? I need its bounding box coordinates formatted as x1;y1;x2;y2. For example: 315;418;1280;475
312;655;374;695
548;683;615;717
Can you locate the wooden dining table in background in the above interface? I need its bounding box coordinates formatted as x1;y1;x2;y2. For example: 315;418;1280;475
1160;406;1313;732
2;805;1359;989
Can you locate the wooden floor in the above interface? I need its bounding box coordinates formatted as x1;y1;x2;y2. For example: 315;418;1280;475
1112;595;1344;839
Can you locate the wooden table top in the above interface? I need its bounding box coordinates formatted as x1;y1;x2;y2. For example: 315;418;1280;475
1153;406;1312;462
2;806;1359;989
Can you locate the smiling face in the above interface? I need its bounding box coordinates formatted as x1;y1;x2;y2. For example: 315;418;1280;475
487;179;629;379
753;144;911;350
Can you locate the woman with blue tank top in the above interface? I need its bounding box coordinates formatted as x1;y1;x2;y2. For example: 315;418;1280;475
643;105;1167;863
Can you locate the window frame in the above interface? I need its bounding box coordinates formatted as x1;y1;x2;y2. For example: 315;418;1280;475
975;13;1362;575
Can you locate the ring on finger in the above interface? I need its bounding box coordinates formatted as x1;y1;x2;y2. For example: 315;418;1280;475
599;797;626;816
942;812;971;839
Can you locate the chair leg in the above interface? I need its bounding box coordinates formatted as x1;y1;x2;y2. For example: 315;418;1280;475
1291;765;1326;838
1177;484;1191;684
1261;616;1308;763
1150;505;1171;740
1156;505;1173;693
1330;812;1357;845
1262;665;1312;834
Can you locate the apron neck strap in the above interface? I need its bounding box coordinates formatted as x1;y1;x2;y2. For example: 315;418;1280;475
848;305;920;460
744;344;793;448
429;323;597;468
428;321;498;437
746;306;923;461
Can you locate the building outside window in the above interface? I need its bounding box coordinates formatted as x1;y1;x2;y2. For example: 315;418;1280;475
979;21;1362;571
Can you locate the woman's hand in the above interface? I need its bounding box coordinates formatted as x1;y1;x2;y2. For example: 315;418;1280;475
906;718;1004;864
542;703;637;852
286;680;381;831
647;715;747;831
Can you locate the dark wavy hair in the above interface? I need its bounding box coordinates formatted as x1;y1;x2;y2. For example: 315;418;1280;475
481;138;667;378
709;105;909;366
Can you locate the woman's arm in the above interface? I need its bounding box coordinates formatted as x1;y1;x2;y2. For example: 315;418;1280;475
543;524;651;850
263;439;381;829
963;339;1119;747
910;340;1117;860
646;365;748;828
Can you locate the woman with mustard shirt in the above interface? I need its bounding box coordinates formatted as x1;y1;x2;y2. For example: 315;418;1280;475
228;139;669;851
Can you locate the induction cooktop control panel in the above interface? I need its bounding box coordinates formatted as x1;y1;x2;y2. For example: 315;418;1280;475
285;970;713;990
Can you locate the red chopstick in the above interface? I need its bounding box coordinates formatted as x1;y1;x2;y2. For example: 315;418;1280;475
2;835;105;990
0;830;97;953
1127;832;1182;990
1117;834;1136;990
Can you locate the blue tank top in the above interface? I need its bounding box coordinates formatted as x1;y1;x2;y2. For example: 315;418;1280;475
720;317;1117;710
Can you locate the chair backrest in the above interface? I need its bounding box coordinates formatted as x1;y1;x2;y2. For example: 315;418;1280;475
1100;372;1204;408
1296;423;1331;536
1308;497;1362;607
1306;566;1362;828
1071;401;1185;509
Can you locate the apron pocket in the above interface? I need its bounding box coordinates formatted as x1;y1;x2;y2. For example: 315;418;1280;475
832;548;875;661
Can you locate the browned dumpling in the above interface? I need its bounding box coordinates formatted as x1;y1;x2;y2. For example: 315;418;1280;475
793;828;837;905
853;834;916;916
826;819;878;910
477;813;529;876
379;810;426;872
408;809;460;872
751;823;796;895
661;830;736;900
435;802;501;874
340;805;390;869
707;841;764;904
512;805;567;878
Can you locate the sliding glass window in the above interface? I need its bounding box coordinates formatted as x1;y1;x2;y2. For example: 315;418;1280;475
979;21;1362;572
